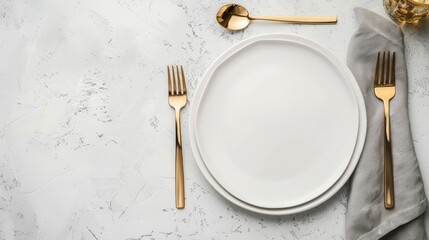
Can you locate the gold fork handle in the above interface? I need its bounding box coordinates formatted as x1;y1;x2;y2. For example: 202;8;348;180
249;16;337;24
175;109;185;209
383;100;394;209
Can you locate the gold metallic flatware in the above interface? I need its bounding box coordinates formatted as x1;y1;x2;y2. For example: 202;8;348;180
374;51;396;209
167;65;187;209
216;4;337;31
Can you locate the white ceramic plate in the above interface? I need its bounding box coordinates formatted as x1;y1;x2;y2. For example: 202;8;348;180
189;34;367;214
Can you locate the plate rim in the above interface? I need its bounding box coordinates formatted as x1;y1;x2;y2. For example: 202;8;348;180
189;33;367;215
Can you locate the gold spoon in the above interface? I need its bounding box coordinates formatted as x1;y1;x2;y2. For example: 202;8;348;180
216;4;337;31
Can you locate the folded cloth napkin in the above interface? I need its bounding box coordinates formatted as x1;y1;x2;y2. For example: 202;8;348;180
346;8;428;240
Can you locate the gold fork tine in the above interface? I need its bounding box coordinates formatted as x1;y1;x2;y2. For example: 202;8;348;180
391;52;396;85
167;66;173;95
180;66;187;94
172;65;178;95
375;52;380;86
386;52;390;84
381;52;386;84
175;65;181;94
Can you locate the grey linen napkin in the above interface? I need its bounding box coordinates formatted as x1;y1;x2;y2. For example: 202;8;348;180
346;8;428;240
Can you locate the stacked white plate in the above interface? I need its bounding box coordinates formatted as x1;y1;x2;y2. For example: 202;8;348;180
189;33;367;215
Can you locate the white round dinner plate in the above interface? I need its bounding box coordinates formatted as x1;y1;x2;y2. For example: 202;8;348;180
189;34;367;214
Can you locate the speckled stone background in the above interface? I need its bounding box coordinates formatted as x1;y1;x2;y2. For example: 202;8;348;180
0;0;428;239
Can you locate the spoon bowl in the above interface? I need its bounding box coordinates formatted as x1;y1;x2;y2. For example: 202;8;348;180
216;4;251;30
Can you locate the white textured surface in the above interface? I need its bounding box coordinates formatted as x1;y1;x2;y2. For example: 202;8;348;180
0;0;427;239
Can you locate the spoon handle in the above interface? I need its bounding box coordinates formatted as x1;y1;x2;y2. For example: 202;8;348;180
250;16;337;24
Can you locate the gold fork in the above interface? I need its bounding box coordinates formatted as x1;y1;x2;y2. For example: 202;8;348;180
167;65;187;209
374;51;396;209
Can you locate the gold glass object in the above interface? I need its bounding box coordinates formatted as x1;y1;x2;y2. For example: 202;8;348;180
216;4;337;31
374;52;396;209
167;65;187;209
384;0;429;23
